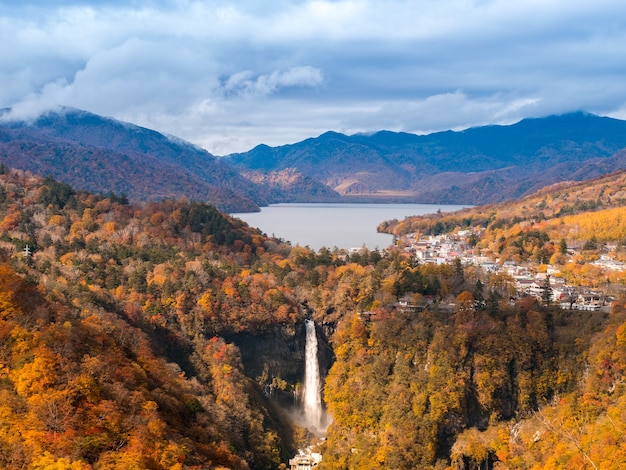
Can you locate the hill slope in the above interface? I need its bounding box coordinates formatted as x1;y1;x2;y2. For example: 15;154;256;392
241;168;342;203
3;167;626;468
380;165;626;241
0;107;264;212
0;168;305;468
227;112;626;204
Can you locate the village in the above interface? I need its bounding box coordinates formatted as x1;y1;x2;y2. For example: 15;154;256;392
396;229;620;312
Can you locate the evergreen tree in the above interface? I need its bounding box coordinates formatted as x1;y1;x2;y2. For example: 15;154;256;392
541;275;553;305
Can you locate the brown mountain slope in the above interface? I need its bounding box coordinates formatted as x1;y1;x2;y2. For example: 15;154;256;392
241;168;342;203
0;107;263;212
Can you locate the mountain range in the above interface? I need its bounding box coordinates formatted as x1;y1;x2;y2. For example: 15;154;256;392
0;107;266;212
2;107;626;211
226;112;626;205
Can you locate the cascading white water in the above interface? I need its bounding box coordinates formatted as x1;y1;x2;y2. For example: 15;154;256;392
303;319;322;430
286;320;327;467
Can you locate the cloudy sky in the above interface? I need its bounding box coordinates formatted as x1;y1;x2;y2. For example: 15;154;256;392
2;0;626;155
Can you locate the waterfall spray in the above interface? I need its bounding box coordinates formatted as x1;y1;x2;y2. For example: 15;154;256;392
286;319;326;468
303;319;322;430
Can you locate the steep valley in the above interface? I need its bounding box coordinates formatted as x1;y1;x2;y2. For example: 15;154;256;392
2;153;626;468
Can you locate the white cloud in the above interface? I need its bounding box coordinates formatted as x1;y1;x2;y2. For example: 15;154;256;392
2;0;626;153
222;66;324;97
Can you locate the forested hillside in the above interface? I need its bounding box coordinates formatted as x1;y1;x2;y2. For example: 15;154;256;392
1;165;626;468
0;167;296;469
0;107;264;212
321;302;619;469
380;169;626;283
227;112;626;205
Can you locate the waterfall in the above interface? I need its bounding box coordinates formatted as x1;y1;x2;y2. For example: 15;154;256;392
303;319;322;430
286;319;327;468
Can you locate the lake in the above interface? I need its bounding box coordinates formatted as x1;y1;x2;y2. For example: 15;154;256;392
231;203;468;251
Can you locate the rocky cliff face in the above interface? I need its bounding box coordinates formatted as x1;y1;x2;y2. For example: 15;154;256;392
226;320;335;410
241;168;342;203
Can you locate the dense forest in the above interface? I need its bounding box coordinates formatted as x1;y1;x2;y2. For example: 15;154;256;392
1;166;626;468
321;293;623;469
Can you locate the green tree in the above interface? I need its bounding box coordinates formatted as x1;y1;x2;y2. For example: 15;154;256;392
541;275;553;305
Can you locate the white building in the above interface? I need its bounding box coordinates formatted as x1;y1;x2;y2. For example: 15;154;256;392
289;451;322;470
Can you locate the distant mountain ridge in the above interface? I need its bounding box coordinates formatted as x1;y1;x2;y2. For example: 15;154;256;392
226;112;626;204
0;107;264;212
2;108;626;211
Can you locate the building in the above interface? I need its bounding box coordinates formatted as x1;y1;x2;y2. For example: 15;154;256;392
289;452;322;470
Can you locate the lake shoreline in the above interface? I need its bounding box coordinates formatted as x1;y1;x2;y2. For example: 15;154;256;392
231;203;469;251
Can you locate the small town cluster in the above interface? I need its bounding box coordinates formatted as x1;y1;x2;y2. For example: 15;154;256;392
398;229;620;311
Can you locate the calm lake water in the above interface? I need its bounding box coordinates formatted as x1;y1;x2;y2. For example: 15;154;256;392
231;203;468;251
